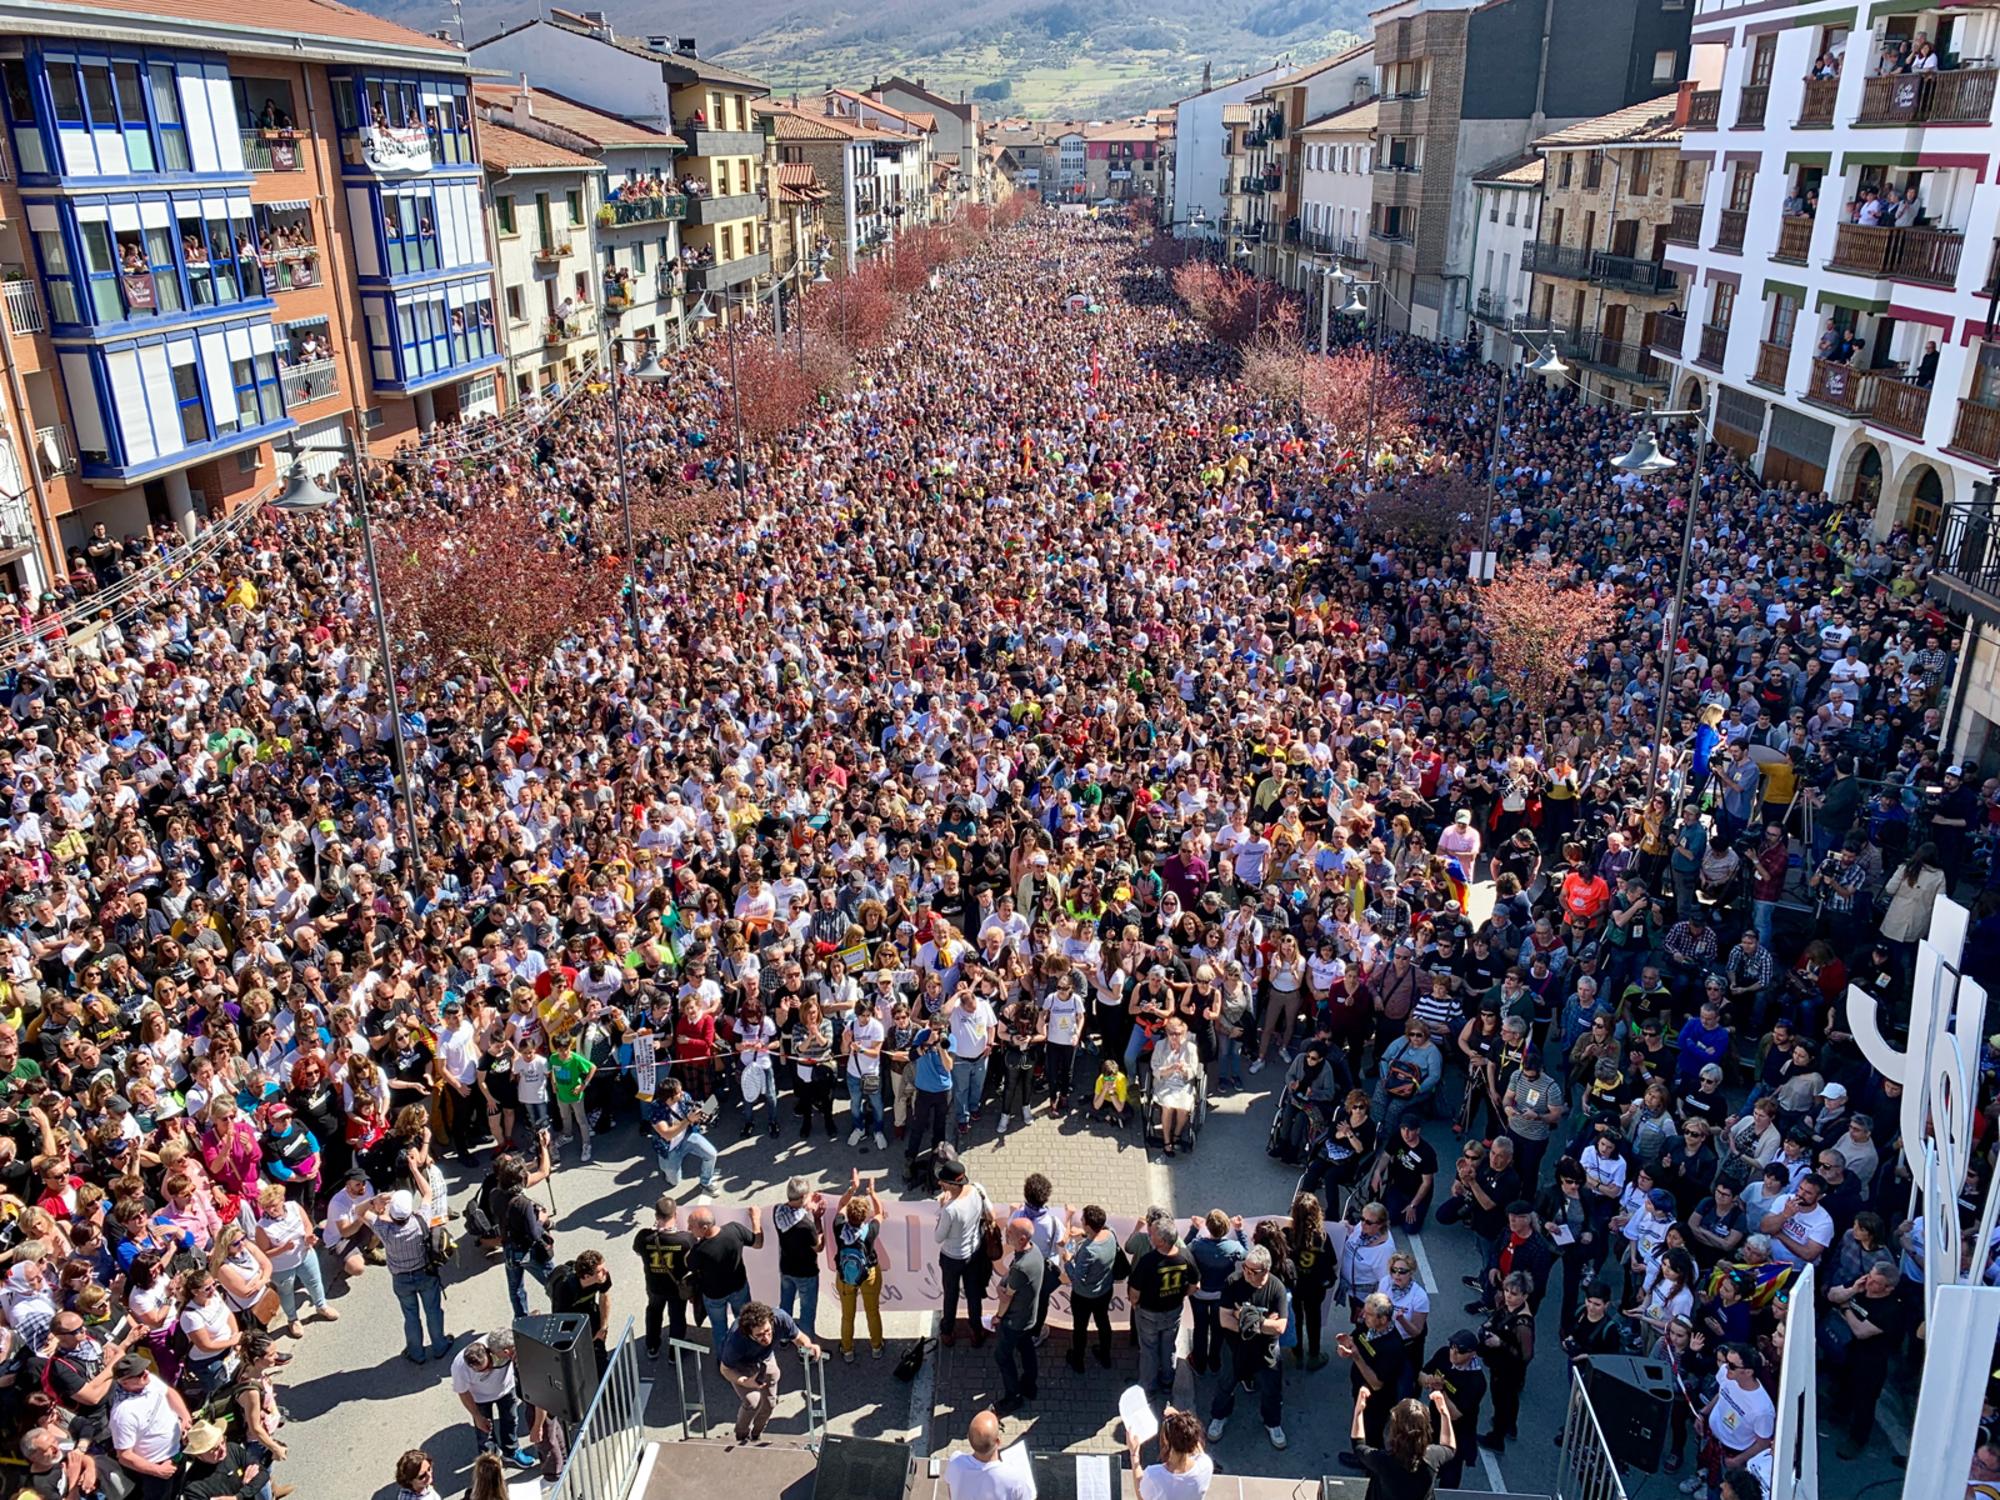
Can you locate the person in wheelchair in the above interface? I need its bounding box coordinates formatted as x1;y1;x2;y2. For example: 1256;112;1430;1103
1151;1017;1203;1157
1270;1041;1350;1165
1299;1089;1378;1207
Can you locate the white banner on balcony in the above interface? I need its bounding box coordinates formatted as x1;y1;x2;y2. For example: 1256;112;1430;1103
360;126;432;177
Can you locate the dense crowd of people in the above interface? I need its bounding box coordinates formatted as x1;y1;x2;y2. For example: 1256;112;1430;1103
0;206;1981;1500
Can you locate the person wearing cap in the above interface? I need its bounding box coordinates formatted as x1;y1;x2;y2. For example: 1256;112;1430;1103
109;1353;192;1500
368;1183;453;1365
451;1327;538;1469
1420;1330;1488;1487
175;1415;280;1500
1807;1080;1851;1152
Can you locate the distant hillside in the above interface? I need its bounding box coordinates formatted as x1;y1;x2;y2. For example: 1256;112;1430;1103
371;0;1369;117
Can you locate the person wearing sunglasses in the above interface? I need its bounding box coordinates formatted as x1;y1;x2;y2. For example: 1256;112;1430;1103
393;1449;441;1500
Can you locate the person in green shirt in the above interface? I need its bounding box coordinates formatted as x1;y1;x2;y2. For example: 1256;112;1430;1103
549;1034;597;1163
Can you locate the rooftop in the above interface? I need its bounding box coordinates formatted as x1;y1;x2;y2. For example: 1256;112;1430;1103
479;117;599;172
1533;94;1683;150
874;76;977;122
1299;99;1378;136
475;13;769;94
38;0;458;59
757;101;897;144
827;89;937;134
1471;150;1544;187
473;82;681;149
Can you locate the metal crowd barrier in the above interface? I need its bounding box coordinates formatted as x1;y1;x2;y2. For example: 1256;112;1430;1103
548;1318;646;1500
1554;1365;1631;1500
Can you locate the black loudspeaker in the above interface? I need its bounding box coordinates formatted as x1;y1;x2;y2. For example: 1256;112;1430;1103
514;1313;599;1425
812;1434;911;1499
1587;1353;1676;1473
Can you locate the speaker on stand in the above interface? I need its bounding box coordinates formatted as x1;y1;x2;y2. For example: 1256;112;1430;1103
813;1434;912;1499
514;1312;599;1426
1585;1353;1676;1474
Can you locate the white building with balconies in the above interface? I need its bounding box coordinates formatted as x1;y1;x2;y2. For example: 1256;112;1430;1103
1655;2;2000;765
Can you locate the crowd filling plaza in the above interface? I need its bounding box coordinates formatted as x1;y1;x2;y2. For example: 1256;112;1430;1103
0;208;1978;1500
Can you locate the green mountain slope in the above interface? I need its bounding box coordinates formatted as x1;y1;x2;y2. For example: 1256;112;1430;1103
386;0;1369;116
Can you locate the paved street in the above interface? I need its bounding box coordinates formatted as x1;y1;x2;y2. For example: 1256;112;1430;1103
302;1075;1907;1500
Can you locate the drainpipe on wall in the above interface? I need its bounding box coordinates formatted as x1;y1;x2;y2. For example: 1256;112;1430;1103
0;334;58;591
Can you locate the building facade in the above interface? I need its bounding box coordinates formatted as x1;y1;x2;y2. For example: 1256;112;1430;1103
1367;0;1692;339
1525;96;1690;408
480;120;598;398
822;90;936;233
1655;1;2000;768
1297;100;1379;341
0;0;499;588
477;82;688;359
1171;66;1290;239
469;17;773;316
1465;152;1542;365
871;77;980;183
1083;123;1162;203
765;104;898;272
1242;45;1377;292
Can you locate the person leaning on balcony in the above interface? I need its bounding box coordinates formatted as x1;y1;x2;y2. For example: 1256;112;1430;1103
1892;186;1922;229
1910;35;1939;72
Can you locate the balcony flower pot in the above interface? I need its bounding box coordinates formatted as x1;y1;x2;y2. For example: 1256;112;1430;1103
596;205;616;227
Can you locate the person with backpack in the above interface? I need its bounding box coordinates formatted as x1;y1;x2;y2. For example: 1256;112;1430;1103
832;1168;886;1361
632;1195;694;1359
498;1157;555;1319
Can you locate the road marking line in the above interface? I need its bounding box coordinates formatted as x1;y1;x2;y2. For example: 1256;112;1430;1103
1406;1230;1438;1293
910;1310;939;1455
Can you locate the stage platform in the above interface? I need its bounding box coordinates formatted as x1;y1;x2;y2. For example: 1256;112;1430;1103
636;1436;1552;1500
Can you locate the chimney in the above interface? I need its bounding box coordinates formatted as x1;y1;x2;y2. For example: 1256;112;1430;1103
515;73;532;117
644;35;673;53
579;8;612;41
1201;61;1212;93
675;37;698;57
1674;79;1696;126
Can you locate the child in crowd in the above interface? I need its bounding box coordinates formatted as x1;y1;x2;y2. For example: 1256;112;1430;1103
1092;1057;1129;1125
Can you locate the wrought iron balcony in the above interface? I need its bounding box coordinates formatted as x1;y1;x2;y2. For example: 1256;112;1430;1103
1524;241;1592;279
1951;397;2000;465
1590;253;1677;294
1736;83;1769;127
1773;217;1813;265
1926;498;2000;621
1687;91;1722;130
1752;341;1789;390
1653;312;1687;359
1714;209;1747;252
1697;323;1729;368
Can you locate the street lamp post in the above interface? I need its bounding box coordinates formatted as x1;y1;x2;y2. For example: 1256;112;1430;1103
1472;330;1567;583
1332;276;1385;476
273;442;425;876
604;336;670;641
1612;398;1712;799
690;291;749;494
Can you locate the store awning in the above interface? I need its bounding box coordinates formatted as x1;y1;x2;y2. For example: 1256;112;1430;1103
260;200;311;214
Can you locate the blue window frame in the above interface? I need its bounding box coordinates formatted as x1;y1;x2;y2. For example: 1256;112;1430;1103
35;195;264;332
149;62;188;172
331;70;472;167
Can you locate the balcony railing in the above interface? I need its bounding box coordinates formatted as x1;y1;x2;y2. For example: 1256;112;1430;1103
601;193;688;227
1953;398;2000;465
1773;217;1813;265
1737;83;1770;127
1828;222;1964;287
1578;333;1666;383
1524;241;1592;279
1807;357;1865;413
687;250;773;293
1928;498;2000;610
33;423;74;478
239;128;304;172
686;192;764;225
1666;203;1704;247
1868;373;1931;438
1654;311;1687;358
262;250;322;293
1697;323;1729;368
1753;340;1789;390
1857;67;1998;126
279;357;338;404
1799;76;1840;127
3;279;43;337
1687;90;1722;130
1715;209;1747;252
1590;253;1677;294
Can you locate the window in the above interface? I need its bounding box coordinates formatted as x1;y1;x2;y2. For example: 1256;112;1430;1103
48;66;82;126
231;77;297;131
77;220;123;323
1769;292;1798;346
1749;34;1778;87
631;238;647;274
150;63;187;172
1653;50;1677;84
1584;152;1602;191
1709;280;1736;329
1489;194;1498;223
565;188;583;226
1673;159;1695;200
1631;152;1650;197
1559;153;1573;189
505;285;525;323
1505;195;1517;226
495;195;515;236
172;359;207;445
34;228;74;322
1728;165;1756;211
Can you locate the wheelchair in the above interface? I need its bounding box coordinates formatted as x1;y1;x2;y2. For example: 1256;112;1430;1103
1139;1047;1208;1151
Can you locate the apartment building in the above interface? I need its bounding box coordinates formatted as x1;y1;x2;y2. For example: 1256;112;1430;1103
1239;45;1376;291
469;15;774;315
1655;1;2000;767
1366;0;1692;338
480;120;599;398
0;0;500;588
1170;66;1289;240
822;90;936;232
1525;95;1693;408
476;83;688;359
1083;123;1162;204
871;76;981;184
988;125;1045;196
1466;153;1542;364
1297;100;1379;340
1047;127;1086;202
763;104;900;273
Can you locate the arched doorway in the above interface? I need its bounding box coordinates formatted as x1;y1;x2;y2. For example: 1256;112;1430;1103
1905;463;1944;541
1844;441;1884;518
1677;375;1704;412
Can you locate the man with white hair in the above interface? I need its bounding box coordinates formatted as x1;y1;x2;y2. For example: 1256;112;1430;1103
1205;1243;1290;1449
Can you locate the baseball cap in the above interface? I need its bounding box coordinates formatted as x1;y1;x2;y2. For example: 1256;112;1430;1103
1448;1330;1479;1354
388;1190;415;1222
1819;1082;1847;1101
113;1353;151;1379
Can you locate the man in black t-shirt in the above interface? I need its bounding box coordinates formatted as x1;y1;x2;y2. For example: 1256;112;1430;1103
1373;1116;1439;1230
1206;1247;1290;1448
632;1195;695;1357
1824;1264;1904;1458
1421;1330;1489;1488
687;1204;763;1358
1128;1220;1194;1402
1335;1293;1407;1465
548;1248;613;1372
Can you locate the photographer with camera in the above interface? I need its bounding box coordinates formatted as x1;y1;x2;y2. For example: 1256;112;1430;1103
645;1077;718;1193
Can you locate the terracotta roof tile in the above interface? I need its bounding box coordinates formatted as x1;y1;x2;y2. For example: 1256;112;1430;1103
59;0;457;53
1534;95;1683;149
1299;99;1377;135
479;119;598;171
474;83;681;149
1471;150;1544;186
